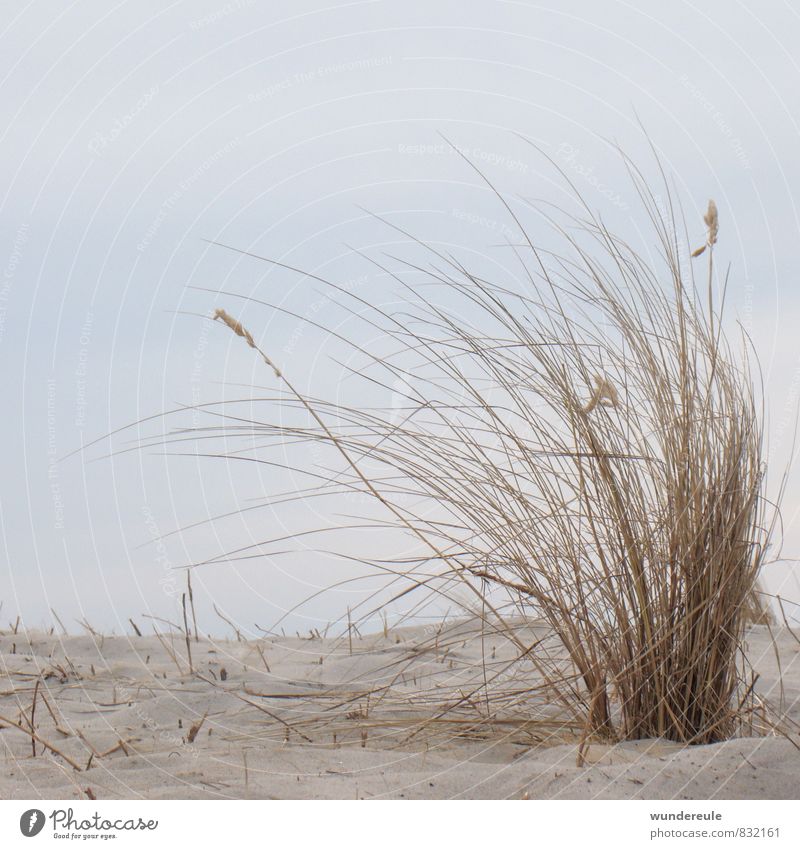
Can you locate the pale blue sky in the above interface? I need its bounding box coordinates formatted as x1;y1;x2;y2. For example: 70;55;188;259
2;0;800;636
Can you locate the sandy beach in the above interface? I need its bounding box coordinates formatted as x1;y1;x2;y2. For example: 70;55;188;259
1;621;797;800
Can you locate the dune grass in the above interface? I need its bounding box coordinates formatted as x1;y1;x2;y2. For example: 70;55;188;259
203;147;778;746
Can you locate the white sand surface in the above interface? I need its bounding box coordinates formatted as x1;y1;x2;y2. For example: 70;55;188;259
1;622;798;799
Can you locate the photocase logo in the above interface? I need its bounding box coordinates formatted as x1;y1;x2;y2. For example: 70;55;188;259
19;809;45;837
15;807;160;838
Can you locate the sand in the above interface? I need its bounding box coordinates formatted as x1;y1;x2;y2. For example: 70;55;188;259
1;621;798;800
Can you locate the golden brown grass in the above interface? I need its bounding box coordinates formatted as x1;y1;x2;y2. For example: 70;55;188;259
198;147;781;747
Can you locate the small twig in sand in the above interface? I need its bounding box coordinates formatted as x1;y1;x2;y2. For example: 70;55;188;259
187;571;199;642
181;593;194;674
129;618;142;637
75;730;101;758
38;690;71;737
50;608;68;635
76;618;101;639
0;710;82;771
99;739;131;758
213;604;242;641
142;613;183;631
152;628;184;676
255;644;271;673
30;680;40;757
347;607;353;655
186;711;208;744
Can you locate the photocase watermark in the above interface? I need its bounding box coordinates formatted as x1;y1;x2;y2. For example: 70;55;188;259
189;318;212;427
142;504;177;597
47;379;65;530
87;85;159;156
137;137;241;251
248;56;393;101
189;0;255;30
20;806;159;836
283;273;368;356
679;74;752;171
0;222;29;344
74;312;93;430
113;680;200;754
451;207;517;240
398;142;528;174
555;143;629;210
768;356;800;467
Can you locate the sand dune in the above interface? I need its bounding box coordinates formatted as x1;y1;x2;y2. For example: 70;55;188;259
1;623;798;799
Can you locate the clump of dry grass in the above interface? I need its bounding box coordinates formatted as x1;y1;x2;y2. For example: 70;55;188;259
197;147;780;746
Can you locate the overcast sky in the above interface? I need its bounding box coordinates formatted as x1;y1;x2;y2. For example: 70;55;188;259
2;0;800;636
